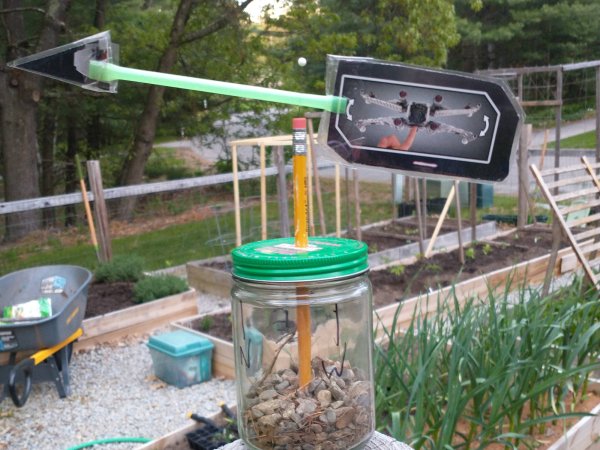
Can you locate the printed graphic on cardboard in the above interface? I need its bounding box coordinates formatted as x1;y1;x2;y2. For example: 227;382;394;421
326;59;523;182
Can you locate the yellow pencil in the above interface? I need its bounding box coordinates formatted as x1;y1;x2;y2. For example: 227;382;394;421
292;118;312;387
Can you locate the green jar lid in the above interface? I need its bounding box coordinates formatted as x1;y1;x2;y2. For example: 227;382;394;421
231;237;368;282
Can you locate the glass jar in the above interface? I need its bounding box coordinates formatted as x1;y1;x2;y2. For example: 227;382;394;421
231;237;374;450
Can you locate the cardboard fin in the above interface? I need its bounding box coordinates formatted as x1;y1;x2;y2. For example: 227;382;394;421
8;31;118;93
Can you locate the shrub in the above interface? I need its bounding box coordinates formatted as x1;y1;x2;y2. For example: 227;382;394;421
94;255;145;283
145;150;198;180
133;274;188;303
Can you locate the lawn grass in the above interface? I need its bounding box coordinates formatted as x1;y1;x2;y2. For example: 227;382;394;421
0;179;394;276
549;130;597;149
0;178;525;277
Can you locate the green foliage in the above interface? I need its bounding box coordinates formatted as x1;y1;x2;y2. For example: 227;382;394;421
133;274;188;303
550;130;597;149
450;0;600;71
199;315;214;332
145;149;201;180
389;265;405;276
464;246;476;260
266;0;460;97
94;255;145;283
375;277;600;448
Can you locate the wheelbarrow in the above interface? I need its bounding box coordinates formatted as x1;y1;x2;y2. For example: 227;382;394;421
0;265;92;407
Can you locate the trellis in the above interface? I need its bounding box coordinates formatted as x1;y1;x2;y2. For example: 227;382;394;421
479;61;600;228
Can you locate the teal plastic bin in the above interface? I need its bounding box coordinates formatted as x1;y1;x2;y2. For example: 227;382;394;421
147;330;214;388
476;184;494;208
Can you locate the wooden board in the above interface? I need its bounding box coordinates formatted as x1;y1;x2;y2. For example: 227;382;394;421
171;312;235;379
373;246;575;337
74;289;198;352
186;256;232;298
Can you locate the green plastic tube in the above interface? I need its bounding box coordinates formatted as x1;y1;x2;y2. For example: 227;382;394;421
88;61;347;113
66;436;151;450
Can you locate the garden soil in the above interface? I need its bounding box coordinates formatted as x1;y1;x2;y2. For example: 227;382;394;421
85;226;566;322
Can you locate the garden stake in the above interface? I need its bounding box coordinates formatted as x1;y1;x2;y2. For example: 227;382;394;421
75;155;99;259
292;117;312;387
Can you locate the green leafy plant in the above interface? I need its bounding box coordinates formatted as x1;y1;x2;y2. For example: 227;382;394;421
199;315;214;332
465;247;476;260
94;255;145;283
375;276;600;449
389;265;405;276
482;243;493;256
133;274;188;303
145;149;200;181
424;263;442;273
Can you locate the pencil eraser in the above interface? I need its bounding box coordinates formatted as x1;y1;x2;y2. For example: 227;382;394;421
293;118;306;129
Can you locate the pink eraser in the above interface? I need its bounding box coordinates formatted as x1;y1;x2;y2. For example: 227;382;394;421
293;118;307;129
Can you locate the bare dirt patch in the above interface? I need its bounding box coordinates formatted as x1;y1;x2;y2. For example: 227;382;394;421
370;227;563;309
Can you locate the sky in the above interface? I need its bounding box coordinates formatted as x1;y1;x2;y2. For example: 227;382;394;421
242;0;288;22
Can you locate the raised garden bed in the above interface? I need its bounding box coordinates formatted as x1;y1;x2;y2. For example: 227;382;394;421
178;227;579;379
172;309;235;379
138;371;600;450
185;219;498;297
75;288;198;351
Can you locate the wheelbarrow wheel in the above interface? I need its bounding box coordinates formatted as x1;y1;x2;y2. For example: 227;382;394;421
9;358;34;407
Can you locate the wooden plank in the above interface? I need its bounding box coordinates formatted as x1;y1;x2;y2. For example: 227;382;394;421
274;146;290;238
554;187;598;203
539;164;586;178
259;143;267;240
560;198;600;215
138;408;233;450
87;161;112;262
228;134;293;146
566;212;600;228
232;145;241;247
374;247;574;338
186;259;232;298
531;164;599;287
520;100;562;107
518;125;532;228
0;165;295;214
546;402;600;450
425;184;455;257
171;313;235;379
545;174;592;190
574;227;600;243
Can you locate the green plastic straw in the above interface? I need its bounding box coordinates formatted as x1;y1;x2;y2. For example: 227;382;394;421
88;61;347;113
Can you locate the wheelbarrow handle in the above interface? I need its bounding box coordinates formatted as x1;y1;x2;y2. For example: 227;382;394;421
9;358;35;407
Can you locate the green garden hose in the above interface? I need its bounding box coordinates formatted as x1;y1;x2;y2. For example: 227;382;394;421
66;436;151;450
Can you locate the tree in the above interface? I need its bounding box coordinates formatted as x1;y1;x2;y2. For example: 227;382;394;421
116;0;256;219
265;0;460;96
0;0;72;241
449;0;600;72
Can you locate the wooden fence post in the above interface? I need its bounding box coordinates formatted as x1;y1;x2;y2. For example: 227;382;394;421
274;146;290;237
86;160;112;262
517;124;532;229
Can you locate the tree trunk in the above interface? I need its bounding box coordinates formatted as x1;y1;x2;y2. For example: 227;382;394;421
64;110;80;227
117;0;254;220
117;0;196;220
0;0;71;241
40;105;57;227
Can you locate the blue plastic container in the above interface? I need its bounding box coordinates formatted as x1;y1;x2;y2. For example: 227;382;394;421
147;330;214;388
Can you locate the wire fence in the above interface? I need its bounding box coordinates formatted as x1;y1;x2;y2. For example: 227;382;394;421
0;164;392;277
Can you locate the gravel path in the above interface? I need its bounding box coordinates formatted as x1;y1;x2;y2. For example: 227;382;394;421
0;293;235;450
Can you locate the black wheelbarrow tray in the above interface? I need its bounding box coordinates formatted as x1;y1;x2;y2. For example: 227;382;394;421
0;265;92;407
